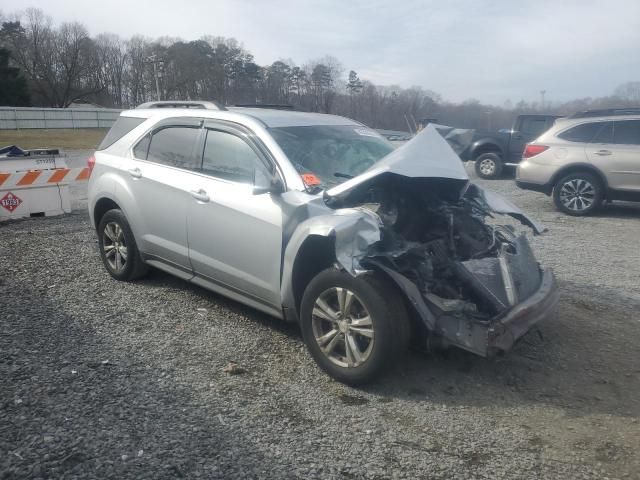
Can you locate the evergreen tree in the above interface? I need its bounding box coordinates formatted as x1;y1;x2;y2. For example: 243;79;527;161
0;47;30;106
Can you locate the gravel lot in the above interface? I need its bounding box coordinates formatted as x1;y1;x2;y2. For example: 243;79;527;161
1;159;639;479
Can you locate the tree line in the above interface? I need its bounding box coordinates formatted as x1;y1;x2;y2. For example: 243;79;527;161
1;8;639;132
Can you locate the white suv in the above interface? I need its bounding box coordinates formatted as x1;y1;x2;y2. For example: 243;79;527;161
88;101;558;384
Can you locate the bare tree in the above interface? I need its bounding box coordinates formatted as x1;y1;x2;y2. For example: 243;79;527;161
95;33;127;107
614;81;640;105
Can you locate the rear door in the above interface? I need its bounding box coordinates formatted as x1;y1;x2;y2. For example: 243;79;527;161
123;118;203;273
186;121;284;307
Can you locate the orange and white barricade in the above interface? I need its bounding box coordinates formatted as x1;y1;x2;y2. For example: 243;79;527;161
0;148;90;221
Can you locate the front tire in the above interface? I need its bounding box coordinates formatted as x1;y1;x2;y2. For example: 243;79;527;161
97;209;149;281
474;152;504;179
300;268;410;385
552;172;603;216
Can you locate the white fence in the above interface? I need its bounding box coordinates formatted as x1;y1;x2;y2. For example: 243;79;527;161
0;107;122;129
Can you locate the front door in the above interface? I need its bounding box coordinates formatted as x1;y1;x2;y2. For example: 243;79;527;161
607;120;640;191
186;124;283;307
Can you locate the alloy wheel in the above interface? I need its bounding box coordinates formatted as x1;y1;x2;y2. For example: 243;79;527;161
103;221;128;272
559;178;596;212
311;287;374;368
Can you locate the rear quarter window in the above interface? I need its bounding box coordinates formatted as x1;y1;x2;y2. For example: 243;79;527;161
557;122;603;143
98;116;146;150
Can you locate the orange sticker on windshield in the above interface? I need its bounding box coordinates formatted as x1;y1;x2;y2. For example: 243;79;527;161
301;173;321;186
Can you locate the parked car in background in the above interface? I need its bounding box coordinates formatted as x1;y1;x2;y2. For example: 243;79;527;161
461;114;561;179
88;101;558;384
516;108;640;215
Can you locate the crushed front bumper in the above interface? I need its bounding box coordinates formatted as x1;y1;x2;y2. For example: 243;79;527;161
432;267;559;357
487;267;559;352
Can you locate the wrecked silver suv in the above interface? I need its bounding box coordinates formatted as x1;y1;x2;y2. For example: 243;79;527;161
88;102;558;385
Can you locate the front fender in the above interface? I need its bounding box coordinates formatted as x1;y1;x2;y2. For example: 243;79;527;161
280;207;382;313
469;139;504;159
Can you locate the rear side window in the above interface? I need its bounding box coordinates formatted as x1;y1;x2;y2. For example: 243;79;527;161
201;129;267;183
520;117;550;137
98;116;145;150
613;120;640;145
146;127;201;170
592;122;614;143
557;122;602;143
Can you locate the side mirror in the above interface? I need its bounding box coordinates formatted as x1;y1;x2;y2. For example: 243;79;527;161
252;175;284;195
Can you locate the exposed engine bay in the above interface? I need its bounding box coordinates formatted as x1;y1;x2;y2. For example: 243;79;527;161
337;178;546;356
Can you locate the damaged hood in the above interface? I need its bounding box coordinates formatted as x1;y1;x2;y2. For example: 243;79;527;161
323;123;544;235
325;124;469;201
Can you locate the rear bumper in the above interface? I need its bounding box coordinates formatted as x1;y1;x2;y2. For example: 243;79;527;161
488;268;559;352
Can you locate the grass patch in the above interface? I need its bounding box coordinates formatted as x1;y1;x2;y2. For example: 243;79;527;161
0;129;108;150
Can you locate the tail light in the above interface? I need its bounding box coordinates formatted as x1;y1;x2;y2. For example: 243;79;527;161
523;144;549;158
87;155;96;176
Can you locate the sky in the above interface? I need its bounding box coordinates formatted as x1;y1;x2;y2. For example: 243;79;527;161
2;0;639;105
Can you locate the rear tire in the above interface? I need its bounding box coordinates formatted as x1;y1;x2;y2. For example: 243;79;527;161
98;209;149;281
552;172;603;216
474;152;504;179
300;268;410;385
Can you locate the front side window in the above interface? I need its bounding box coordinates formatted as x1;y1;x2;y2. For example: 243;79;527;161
612;120;640;145
145;126;200;170
557;122;603;143
201;129;267;184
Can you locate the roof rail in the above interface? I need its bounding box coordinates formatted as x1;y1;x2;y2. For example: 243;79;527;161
568;108;640;119
234;103;295;110
136;100;227;111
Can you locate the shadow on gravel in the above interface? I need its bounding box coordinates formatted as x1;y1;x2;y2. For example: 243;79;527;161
1;279;275;479
139;268;302;341
139;269;640;420
588;202;640;219
363;282;640;419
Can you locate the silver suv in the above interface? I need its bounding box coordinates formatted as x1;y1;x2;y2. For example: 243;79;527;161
516;109;640;215
88;101;558;384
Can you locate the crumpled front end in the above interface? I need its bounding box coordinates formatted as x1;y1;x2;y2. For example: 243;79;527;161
327;177;558;357
284;124;557;356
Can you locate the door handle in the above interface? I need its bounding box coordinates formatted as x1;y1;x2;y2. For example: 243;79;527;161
128;168;142;178
594;150;611;156
190;189;210;202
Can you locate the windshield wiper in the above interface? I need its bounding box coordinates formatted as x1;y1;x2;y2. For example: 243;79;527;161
334;172;353;179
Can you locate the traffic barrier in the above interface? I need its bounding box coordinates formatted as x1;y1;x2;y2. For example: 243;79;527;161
0;167;90;188
0;148;89;221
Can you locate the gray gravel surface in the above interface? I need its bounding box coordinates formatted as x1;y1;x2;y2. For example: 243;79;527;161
1;165;639;479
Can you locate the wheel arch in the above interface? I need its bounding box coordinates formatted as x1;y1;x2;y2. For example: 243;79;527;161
286;235;337;322
284;234;423;342
93;197;121;230
471;141;504;160
549;163;609;195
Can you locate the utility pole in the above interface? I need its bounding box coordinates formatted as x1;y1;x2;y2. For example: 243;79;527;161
540;90;546;111
486;110;492;131
149;55;163;101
